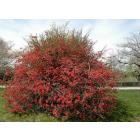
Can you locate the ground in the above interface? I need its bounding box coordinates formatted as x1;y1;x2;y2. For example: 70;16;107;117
0;88;140;122
117;90;140;121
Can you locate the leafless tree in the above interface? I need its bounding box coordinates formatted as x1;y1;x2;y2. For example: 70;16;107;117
0;38;14;80
118;32;140;81
106;55;120;69
0;38;13;68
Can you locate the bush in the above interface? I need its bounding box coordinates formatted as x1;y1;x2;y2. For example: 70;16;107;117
4;26;117;121
0;67;13;85
103;99;133;122
117;82;140;87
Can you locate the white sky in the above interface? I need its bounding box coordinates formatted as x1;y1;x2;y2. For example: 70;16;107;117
0;19;140;56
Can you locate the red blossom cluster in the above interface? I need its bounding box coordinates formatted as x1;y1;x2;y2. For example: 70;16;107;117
4;29;117;121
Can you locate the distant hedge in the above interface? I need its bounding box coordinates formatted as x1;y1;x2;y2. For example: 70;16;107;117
117;82;140;87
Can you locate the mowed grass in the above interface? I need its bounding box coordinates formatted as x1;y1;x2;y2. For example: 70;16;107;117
0;87;140;121
117;90;140;121
0;88;58;122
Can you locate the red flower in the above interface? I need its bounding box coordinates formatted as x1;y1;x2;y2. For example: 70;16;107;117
4;28;117;121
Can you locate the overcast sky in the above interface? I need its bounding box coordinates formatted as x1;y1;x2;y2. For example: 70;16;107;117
0;19;140;55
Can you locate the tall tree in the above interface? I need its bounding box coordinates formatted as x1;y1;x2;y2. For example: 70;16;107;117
0;38;13;67
0;38;13;80
118;33;140;81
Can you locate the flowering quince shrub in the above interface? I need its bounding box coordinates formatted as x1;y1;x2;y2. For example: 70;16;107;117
4;27;117;121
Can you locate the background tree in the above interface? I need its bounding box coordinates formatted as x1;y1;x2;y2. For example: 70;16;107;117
0;38;15;82
0;38;12;67
117;32;140;81
106;55;122;70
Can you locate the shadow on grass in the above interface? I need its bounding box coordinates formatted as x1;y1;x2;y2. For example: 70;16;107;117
66;99;134;122
103;100;133;122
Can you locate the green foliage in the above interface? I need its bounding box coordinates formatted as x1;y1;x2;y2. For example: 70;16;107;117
103;99;133;122
120;66;138;82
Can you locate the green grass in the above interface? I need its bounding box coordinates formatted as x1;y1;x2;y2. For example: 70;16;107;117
117;90;140;121
0;87;140;121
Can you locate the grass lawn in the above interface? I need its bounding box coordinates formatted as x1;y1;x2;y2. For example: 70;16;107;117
0;87;140;122
117;90;140;121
